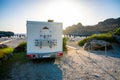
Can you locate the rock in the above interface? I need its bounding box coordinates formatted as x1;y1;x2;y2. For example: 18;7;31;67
83;39;112;51
0;44;8;49
83;42;91;50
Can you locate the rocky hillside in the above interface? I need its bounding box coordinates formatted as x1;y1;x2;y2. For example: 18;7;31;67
64;17;120;36
95;18;120;32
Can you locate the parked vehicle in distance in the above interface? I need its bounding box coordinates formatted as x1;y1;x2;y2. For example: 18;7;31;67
26;20;63;59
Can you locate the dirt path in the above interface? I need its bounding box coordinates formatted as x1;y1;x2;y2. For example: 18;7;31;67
56;46;120;80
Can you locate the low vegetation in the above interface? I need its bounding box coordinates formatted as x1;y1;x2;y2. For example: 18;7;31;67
0;51;5;59
114;27;120;35
13;42;26;52
0;47;13;58
63;38;67;52
0;51;28;79
78;27;120;46
0;43;27;79
0;47;14;79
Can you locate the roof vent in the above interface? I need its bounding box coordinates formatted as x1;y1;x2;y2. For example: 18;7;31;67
48;20;54;22
43;26;49;29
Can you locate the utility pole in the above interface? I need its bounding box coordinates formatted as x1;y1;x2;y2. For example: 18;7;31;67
88;46;90;58
88;42;92;58
76;41;78;54
105;42;107;57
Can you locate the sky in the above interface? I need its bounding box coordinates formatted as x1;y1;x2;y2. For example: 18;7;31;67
0;0;120;33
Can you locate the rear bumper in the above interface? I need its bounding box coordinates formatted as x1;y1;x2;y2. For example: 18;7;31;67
27;52;63;59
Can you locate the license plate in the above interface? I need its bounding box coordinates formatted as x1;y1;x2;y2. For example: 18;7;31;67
43;55;50;58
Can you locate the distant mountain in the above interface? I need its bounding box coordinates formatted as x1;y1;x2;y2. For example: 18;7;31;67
64;17;120;36
94;17;120;33
97;18;120;26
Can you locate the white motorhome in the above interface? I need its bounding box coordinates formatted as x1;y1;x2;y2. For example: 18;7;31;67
26;20;63;59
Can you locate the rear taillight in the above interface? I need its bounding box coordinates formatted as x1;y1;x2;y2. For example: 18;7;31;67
27;54;35;58
57;52;63;56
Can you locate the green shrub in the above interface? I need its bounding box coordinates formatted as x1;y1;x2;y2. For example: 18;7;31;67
14;42;26;52
63;37;67;52
114;27;120;35
0;51;5;58
78;33;116;46
18;42;27;47
78;37;92;46
0;48;13;54
0;48;13;58
92;33;115;42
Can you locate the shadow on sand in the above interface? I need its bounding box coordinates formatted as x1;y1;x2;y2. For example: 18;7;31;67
10;58;62;80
